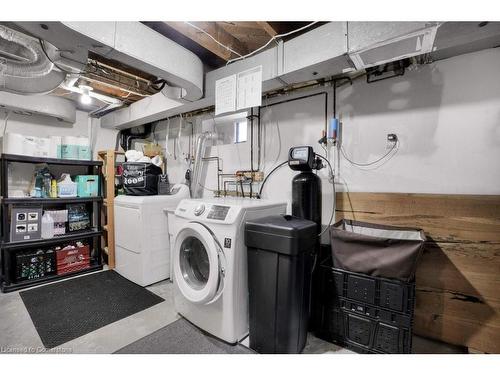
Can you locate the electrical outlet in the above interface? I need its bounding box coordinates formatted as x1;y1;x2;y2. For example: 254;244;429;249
386;133;398;149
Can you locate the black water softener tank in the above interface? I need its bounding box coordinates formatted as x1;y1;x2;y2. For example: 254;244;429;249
289;146;323;234
292;172;322;234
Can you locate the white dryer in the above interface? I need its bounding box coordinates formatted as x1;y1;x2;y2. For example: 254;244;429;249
171;197;287;344
114;184;190;286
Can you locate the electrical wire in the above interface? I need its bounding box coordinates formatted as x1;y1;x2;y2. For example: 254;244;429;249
42;39;157;97
2;111;11;137
340;140;398;167
258;160;288;197
261;99;282;174
226;22;318;65
198;182;219;193
39;38;87;75
317;154;336;237
164;117;172;157
177;114;184;162
184;22;243;58
257;154;335;237
150;79;167;91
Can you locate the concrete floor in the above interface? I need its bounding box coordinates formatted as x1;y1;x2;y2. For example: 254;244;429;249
0;270;464;354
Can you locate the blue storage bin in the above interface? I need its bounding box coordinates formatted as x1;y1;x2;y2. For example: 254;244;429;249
75;175;99;197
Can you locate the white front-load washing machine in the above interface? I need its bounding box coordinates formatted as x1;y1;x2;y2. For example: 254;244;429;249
171;197;287;344
114;184;190;286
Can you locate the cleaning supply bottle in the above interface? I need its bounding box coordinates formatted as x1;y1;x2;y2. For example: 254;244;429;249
41;212;54;239
33;171;44;198
50;179;57;198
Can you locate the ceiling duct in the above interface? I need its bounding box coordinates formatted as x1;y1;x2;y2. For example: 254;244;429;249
0;90;76;123
430;22;500;61
348;23;440;70
0;25;65;94
14;22;204;102
100;21;500;130
101;22;351;129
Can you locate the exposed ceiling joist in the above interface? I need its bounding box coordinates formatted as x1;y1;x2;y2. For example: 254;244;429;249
256;21;278;37
217;22;271;51
164;21;249;61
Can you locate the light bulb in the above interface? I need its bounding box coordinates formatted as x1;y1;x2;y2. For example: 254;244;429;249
80;93;91;105
79;85;93;105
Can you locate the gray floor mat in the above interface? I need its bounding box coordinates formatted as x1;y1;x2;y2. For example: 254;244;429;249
20;270;164;349
115;318;254;354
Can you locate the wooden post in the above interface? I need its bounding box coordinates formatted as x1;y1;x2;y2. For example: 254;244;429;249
97;150;124;270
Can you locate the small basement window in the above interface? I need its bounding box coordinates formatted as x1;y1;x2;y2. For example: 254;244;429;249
234;120;247;143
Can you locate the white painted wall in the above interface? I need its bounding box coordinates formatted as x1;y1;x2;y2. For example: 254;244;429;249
335;48;500;195
137;48;500;225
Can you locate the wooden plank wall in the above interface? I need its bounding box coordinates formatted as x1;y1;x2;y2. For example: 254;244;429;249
334;192;500;353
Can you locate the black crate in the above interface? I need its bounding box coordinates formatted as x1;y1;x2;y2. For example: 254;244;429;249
15;249;57;282
312;258;415;354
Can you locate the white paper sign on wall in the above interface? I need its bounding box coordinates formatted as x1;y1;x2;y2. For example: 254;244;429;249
214;66;262;116
215;74;237;116
236;66;262;110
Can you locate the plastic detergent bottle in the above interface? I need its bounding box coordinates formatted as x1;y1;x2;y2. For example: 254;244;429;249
41;212;54;239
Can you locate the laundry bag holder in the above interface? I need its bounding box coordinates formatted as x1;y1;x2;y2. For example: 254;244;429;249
330;219;426;282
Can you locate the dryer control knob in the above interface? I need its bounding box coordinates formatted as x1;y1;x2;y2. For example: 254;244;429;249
194;204;205;216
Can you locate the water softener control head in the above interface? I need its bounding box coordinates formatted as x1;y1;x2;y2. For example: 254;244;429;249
288;146;323;171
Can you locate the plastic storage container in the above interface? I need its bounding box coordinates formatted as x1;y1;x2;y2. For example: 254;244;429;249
331;219;426;282
312;258;415;354
15;249;56;282
244;215;317;354
75;175;99;197
56;243;91;275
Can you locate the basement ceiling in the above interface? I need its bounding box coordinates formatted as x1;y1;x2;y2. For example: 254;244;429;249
0;21;326;115
71;22;326;109
142;22;325;68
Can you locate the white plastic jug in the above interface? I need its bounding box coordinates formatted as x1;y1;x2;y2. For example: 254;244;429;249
41;212;55;239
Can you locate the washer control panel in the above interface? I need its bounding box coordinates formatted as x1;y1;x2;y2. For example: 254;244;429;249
194;204;205;216
207;205;230;220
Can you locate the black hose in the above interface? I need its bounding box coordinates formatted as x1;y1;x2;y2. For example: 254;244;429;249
257;106;261;170
39;38;86;75
240;180;245;198
258;160;288;198
249;108;254;173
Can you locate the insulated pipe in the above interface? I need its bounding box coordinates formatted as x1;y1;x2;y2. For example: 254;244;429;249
0;25;65;94
191;132;215;198
14;22;204;101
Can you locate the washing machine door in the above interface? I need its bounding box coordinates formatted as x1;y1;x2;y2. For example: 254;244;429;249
173;222;224;304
